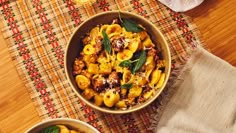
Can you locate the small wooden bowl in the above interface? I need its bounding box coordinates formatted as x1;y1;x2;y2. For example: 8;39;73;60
64;11;171;114
26;118;99;133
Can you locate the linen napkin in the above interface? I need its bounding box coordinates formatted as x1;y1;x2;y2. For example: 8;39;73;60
159;0;204;12
151;47;236;132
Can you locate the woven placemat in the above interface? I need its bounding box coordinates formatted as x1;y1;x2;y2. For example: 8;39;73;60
0;0;205;132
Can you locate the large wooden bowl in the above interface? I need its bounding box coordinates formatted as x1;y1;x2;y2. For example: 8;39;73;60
64;11;171;114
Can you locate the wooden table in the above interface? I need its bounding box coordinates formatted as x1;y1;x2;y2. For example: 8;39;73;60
0;0;235;132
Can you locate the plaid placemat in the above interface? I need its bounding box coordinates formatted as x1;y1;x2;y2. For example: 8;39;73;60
0;0;205;132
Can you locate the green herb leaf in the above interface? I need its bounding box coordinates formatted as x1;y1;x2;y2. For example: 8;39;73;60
119;51;146;74
119;60;132;67
121;19;144;33
102;30;111;54
119;59;139;67
40;125;60;133
121;83;133;89
131;50;147;74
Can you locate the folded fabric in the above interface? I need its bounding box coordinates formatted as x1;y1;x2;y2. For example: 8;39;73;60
152;48;236;132
158;0;204;12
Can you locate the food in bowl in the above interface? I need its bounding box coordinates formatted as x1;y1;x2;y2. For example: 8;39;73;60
39;125;82;133
72;15;166;110
65;11;171;114
26;118;99;133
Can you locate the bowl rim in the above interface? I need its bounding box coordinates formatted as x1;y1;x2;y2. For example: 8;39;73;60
64;10;171;114
25;118;100;133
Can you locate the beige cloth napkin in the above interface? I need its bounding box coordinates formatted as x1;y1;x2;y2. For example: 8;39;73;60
152;48;236;133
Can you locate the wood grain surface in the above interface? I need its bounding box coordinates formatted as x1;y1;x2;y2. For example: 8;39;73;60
0;0;235;132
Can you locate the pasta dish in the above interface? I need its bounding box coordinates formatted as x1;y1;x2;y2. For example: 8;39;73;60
72;18;166;109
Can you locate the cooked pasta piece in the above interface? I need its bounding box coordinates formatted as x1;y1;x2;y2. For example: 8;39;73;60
142;37;154;48
113;60;124;73
90;26;100;39
120;88;128;96
143;89;155;99
75;75;90;90
115;100;127;108
70;130;80;133
94;95;104;106
83;54;97;65
128;86;142;98
145;55;154;65
122;27;133;39
145;68;153;82
100;24;109;33
97;51;110;63
117;49;133;61
137;31;148;40
134;75;147;86
149;69;162;86
122;69;134;83
99;62;112;74
87;63;99;74
156;73;165;89
103;89;120;107
56;125;70;133
83;44;96;55
127;38;140;52
82;88;96;100
106;24;122;37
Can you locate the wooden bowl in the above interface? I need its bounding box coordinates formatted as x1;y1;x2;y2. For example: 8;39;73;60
26;118;99;133
64;11;171;114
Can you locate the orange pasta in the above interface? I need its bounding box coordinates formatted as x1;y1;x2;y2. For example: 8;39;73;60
73;18;166;109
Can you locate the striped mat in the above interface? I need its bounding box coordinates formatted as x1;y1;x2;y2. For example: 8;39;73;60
0;0;204;132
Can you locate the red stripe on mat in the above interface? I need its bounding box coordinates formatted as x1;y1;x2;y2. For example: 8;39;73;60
168;9;196;47
32;0;64;68
97;0;110;11
63;1;102;131
0;0;58;118
66;0;82;26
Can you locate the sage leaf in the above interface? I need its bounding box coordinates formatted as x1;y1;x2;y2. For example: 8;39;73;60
119;60;132;67
119;59;139;68
121;83;133;89
131;50;147;74
102;30;111;54
40;125;60;133
121;19;144;33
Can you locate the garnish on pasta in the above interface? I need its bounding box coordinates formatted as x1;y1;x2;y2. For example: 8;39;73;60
40;125;83;133
72;18;166;109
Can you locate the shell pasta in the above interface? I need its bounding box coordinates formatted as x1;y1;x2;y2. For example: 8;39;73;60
73;18;166;110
